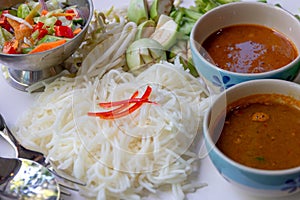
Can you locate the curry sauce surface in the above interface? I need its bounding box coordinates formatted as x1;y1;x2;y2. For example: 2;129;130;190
216;94;300;170
202;24;298;73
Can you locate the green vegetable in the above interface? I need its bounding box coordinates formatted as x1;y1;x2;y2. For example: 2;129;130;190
34;16;58;27
194;0;219;13
150;14;178;49
31;30;40;40
37;35;65;45
22;47;34;54
135;20;156;40
127;0;149;25
194;0;239;12
73;18;84;25
216;0;239;4
169;40;199;77
180;7;202;21
170;9;184;24
179;16;199;36
149;0;174;22
17;4;31;19
0;27;13;47
169;0;239;37
126;38;167;75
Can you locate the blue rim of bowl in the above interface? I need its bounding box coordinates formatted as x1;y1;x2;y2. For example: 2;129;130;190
203;79;300;176
190;2;300;79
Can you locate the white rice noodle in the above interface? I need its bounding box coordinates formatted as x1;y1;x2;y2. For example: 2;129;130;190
15;15;210;197
16;61;209;199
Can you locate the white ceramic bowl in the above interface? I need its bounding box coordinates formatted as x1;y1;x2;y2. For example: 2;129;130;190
203;79;300;197
190;2;300;93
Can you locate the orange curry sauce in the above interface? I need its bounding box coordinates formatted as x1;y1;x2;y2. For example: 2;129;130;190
216;94;300;170
202;24;298;73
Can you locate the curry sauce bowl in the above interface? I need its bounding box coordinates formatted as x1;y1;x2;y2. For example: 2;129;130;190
190;2;300;93
203;79;300;197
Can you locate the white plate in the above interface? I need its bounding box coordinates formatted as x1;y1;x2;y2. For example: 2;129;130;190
1;0;300;199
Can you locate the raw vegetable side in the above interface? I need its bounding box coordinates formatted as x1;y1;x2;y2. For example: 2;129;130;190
26;0;241;91
80;0;239;121
0;0;85;54
125;0;239;77
124;0;299;77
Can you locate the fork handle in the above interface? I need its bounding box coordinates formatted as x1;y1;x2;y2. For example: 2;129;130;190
16;146;46;164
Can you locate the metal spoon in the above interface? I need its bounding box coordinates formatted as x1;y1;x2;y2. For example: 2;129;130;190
0;114;86;186
0;114;60;199
0;156;60;200
0;114;85;196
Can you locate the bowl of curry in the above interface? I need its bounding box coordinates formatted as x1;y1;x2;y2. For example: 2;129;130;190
190;2;300;93
203;79;300;197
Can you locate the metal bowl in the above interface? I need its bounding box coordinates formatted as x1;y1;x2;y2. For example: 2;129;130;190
0;0;93;91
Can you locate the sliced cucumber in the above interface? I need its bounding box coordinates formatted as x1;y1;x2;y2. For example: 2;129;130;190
135;20;156;40
149;0;174;22
127;0;149;25
150;14;178;50
126;38;167;75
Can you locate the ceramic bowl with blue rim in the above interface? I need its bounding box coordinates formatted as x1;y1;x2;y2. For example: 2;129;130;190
203;79;300;197
190;2;300;93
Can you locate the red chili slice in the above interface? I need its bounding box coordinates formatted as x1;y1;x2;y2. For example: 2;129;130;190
98;90;139;108
99;98;156;108
88;86;155;119
88;90;139;117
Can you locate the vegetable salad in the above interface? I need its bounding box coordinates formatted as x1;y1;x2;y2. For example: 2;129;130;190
0;0;84;54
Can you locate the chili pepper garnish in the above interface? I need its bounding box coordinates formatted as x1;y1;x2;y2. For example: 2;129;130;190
88;86;156;119
99;98;156;108
95;90;140;116
88;89;140;118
